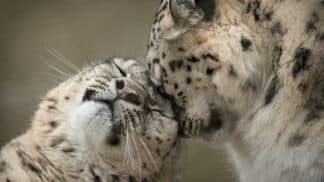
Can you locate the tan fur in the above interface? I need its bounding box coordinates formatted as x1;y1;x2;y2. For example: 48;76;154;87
0;58;180;182
146;0;324;181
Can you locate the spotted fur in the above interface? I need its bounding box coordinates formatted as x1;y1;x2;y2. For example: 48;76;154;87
0;58;180;182
146;0;324;181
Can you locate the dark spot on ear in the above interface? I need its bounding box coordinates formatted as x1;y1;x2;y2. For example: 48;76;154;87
288;133;305;147
168;60;177;72
187;55;200;63
228;64;238;77
195;0;216;21
292;47;311;78
240;37;252;51
64;96;70;100
6;178;11;182
270;22;283;35
264;75;281;105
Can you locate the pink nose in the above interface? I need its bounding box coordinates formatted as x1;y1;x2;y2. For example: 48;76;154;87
116;80;138;99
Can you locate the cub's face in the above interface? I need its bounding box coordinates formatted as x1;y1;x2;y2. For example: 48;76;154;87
33;58;178;179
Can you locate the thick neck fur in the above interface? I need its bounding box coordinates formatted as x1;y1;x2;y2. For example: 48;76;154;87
208;0;324;181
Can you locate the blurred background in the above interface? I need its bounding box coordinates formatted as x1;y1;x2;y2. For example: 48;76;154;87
0;0;235;181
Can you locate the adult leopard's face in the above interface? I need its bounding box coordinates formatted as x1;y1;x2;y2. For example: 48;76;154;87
147;0;271;137
32;58;178;181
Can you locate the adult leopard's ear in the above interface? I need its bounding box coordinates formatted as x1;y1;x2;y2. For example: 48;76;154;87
164;0;204;39
147;0;215;86
170;0;204;25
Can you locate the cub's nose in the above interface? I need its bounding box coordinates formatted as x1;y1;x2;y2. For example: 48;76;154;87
116;80;125;90
115;80;141;105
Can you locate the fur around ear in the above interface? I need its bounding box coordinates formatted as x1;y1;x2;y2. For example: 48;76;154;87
164;0;204;40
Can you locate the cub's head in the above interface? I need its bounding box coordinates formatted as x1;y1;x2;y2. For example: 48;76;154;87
31;58;178;181
147;0;271;137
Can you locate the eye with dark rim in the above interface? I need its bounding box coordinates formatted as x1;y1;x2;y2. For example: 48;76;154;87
83;89;113;108
122;93;142;106
83;89;96;101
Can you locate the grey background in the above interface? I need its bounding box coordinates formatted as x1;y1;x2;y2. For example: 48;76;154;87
0;0;235;181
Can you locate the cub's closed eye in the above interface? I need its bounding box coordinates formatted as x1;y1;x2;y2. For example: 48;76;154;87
83;89;96;101
122;93;141;106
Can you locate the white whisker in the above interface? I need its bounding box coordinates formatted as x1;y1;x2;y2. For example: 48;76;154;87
41;56;71;78
131;133;142;179
139;138;158;172
47;48;80;73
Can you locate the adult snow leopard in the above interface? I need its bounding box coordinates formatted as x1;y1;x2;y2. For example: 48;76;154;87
146;0;324;181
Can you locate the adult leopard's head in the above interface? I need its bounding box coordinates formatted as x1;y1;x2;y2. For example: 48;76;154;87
146;0;272;138
31;58;178;181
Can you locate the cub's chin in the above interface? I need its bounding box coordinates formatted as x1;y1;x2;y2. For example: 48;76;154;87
67;101;116;153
